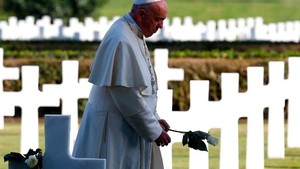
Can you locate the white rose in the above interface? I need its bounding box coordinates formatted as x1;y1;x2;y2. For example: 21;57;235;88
25;155;38;168
207;135;219;146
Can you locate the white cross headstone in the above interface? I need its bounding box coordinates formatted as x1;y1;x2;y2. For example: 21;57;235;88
159;80;211;169
43;60;92;152
154;49;184;169
227;18;237;41
219;73;241;169
205;20;217;41
0;48;19;129
217;19;227;41
267;61;285;158
17;66;59;153
287;57;300;148
245;67;265;169
43;115;106;169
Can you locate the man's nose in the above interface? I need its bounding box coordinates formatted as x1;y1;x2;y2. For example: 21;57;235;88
158;21;164;29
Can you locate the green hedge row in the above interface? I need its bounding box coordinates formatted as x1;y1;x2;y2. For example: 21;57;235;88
3;48;300;59
2;41;300;60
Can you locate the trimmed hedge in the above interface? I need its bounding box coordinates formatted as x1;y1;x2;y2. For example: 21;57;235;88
2;41;300;60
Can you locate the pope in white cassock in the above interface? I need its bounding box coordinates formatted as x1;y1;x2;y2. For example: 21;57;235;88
72;0;171;169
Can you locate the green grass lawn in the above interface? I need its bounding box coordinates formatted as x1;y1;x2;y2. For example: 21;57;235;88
1;118;300;169
1;0;299;24
94;0;300;24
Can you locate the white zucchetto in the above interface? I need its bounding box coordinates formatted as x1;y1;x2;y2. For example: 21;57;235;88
133;0;161;5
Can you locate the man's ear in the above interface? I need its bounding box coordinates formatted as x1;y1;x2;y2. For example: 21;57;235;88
138;9;147;18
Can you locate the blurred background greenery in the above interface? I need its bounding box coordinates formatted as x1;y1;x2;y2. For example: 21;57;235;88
96;0;300;24
0;0;299;23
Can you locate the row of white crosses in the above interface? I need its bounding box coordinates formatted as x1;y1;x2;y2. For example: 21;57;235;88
0;49;93;154
1;47;300;168
1;15;300;42
155;49;300;169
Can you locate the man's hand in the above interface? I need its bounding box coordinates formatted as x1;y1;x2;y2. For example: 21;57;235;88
155;130;171;147
159;119;170;131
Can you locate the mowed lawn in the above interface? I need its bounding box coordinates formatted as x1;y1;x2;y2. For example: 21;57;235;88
1;118;300;169
93;0;300;24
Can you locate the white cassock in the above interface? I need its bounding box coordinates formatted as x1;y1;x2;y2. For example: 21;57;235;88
72;13;164;169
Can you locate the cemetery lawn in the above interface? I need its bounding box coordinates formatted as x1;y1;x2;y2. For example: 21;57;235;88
1;118;300;169
94;0;300;24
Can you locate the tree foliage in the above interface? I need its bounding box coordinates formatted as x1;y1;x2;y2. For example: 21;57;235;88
3;0;108;21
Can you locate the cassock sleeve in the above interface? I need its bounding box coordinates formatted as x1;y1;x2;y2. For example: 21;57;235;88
154;111;161;120
108;86;162;142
